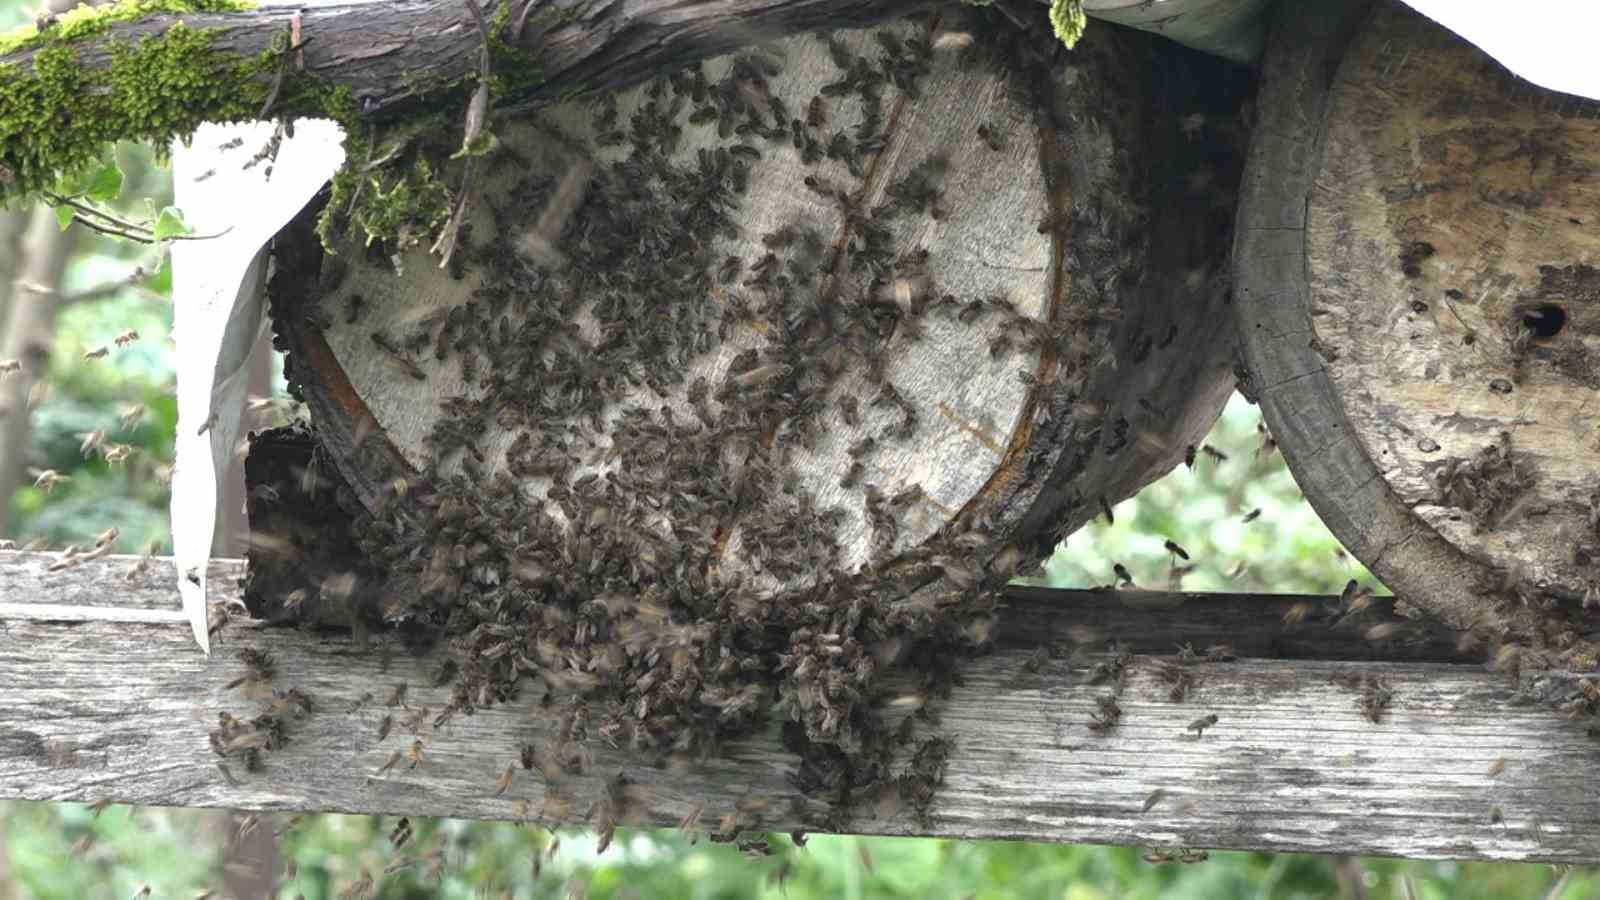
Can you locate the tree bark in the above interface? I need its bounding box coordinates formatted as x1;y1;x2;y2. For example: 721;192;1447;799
0;0;937;184
0;208;77;537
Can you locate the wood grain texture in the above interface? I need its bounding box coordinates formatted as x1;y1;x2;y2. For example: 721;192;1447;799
275;14;1244;609
1307;3;1600;605
1231;0;1599;640
3;552;1598;862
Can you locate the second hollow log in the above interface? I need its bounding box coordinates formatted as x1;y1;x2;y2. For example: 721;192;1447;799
1234;0;1600;650
249;11;1250;801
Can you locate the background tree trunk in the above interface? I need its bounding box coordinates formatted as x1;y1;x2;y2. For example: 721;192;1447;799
0;208;76;537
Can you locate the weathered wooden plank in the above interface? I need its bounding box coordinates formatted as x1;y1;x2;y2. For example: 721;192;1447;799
4;551;1597;862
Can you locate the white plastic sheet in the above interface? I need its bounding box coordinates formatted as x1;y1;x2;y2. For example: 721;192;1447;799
169;120;344;654
1401;1;1600;102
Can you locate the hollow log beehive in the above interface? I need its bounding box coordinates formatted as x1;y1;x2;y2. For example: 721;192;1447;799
249;11;1248;802
1235;0;1600;648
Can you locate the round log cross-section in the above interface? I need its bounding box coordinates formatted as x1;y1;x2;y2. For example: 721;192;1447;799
259;12;1247;776
1236;0;1600;643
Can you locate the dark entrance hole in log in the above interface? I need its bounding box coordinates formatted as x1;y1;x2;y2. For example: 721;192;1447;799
1522;304;1566;340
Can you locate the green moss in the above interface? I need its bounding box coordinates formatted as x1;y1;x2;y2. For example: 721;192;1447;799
0;22;276;203
351;156;450;252
0;0;513;254
0;0;254;57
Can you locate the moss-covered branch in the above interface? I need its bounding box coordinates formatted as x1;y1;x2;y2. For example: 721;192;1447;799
0;0;940;205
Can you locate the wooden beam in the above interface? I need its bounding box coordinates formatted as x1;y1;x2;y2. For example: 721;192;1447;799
2;550;1595;863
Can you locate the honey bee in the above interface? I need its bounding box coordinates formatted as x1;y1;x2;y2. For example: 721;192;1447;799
114;329;140;347
83;346;109;360
0;359;19;376
1185;713;1218;737
1163;540;1190;561
496;763;515;796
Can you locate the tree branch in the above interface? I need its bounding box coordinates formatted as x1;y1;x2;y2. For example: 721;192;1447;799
0;0;939;200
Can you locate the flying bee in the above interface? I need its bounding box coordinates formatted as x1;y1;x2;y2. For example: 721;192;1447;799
113;329;140;347
1364;622;1403;642
78;428;106;458
1163;540;1190;561
390;817;413;849
83;346;109;360
30;468;70;492
1201;445;1228;463
717;256;742;284
118;404;146;430
0;359;19;376
1241;508;1261;523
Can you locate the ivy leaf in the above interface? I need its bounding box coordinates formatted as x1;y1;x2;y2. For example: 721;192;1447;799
1050;0;1088;49
143;257;173;297
53;203;75;231
152;206;193;241
53;169;85;198
85;161;124;203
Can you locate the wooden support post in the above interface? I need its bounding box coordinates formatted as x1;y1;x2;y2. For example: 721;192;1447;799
2;550;1596;862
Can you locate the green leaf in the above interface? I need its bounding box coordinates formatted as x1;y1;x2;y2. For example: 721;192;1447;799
53;169;85;198
84;162;124;203
53;203;75;231
1050;0;1088;49
152;206;192;241
143;257;172;297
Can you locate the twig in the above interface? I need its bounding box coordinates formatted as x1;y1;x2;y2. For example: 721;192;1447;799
430;0;494;268
60;256;168;306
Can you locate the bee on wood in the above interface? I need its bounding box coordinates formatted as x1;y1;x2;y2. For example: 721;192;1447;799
376;714;393;743
1184;444;1197;468
1357;674;1393;723
806;95;827;129
1487;756;1506;777
386;683;409;709
1112;563;1133;586
1087;695;1122;735
976;123;1006;152
1282;601;1312;626
405;739;425;770
1098;495;1115;525
1142;788;1167;812
1185;713;1218;737
495;763;515;796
